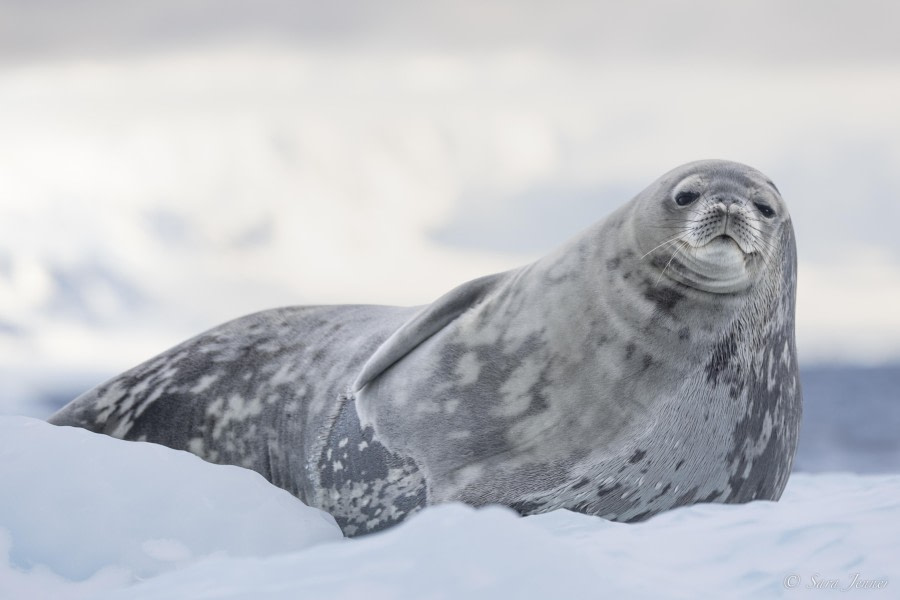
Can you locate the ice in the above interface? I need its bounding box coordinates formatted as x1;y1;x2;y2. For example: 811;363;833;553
1;416;897;600
0;417;342;599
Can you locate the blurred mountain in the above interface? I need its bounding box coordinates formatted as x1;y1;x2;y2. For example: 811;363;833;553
794;365;900;474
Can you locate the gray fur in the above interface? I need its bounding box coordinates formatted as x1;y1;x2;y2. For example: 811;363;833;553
49;159;802;536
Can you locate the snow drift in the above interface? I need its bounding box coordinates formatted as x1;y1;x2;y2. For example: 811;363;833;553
1;416;896;599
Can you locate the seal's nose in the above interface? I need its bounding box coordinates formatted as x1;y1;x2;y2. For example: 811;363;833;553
714;195;743;236
714;194;743;208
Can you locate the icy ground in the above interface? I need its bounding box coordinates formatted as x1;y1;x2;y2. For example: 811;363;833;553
1;417;897;599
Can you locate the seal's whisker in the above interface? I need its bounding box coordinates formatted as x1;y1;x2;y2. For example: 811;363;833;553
644;222;694;232
655;239;689;286
641;235;687;260
747;230;779;255
757;239;781;274
748;230;780;273
740;220;771;236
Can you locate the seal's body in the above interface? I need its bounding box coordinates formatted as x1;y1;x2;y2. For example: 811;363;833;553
50;160;802;536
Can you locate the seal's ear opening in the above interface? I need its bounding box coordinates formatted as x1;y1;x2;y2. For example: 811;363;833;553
352;272;505;392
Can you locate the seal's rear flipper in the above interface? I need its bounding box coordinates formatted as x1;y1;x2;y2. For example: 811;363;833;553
47;390;102;430
352;272;507;392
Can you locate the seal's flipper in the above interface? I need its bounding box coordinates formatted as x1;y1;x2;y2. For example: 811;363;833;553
353;272;506;392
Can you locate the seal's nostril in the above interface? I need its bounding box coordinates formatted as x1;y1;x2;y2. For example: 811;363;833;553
720;195;742;206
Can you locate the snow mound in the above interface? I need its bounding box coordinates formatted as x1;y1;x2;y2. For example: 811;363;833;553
0;417;342;599
96;474;900;600
1;416;898;599
100;503;609;600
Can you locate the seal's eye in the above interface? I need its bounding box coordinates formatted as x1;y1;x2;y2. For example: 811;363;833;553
754;202;775;218
674;190;700;206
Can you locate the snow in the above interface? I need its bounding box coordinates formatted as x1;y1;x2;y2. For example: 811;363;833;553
1;416;897;599
0;417;341;600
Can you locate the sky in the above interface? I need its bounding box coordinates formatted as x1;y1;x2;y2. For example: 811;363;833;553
1;0;900;384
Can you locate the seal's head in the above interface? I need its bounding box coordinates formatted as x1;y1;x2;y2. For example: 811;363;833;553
633;160;789;294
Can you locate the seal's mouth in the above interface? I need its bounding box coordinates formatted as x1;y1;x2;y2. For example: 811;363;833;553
666;238;754;293
706;233;748;254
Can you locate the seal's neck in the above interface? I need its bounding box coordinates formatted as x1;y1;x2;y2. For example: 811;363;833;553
517;210;750;358
485;220;801;520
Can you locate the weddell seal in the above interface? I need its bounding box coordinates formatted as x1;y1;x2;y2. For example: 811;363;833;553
50;159;802;536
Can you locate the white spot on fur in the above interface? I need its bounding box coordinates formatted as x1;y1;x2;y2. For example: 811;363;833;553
415;402;440;415
93;382;128;422
211;394;263;440
132;385;166;420
454;464;484;489
270;362;296;386
493;356;541;418
188;438;205;455
455;352;482;386
190;373;219;394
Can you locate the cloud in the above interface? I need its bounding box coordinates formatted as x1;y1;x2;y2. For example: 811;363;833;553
798;250;900;364
1;41;899;369
430;182;636;254
2;1;900;66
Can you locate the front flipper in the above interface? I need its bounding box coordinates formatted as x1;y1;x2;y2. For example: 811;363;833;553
352;271;507;392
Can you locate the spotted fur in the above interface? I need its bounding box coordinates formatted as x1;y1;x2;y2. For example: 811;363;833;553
50;160;801;535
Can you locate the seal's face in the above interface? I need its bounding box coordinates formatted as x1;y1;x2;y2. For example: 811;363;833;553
636;161;788;294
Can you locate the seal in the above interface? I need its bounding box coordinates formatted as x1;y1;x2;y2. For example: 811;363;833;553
49;159;802;536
